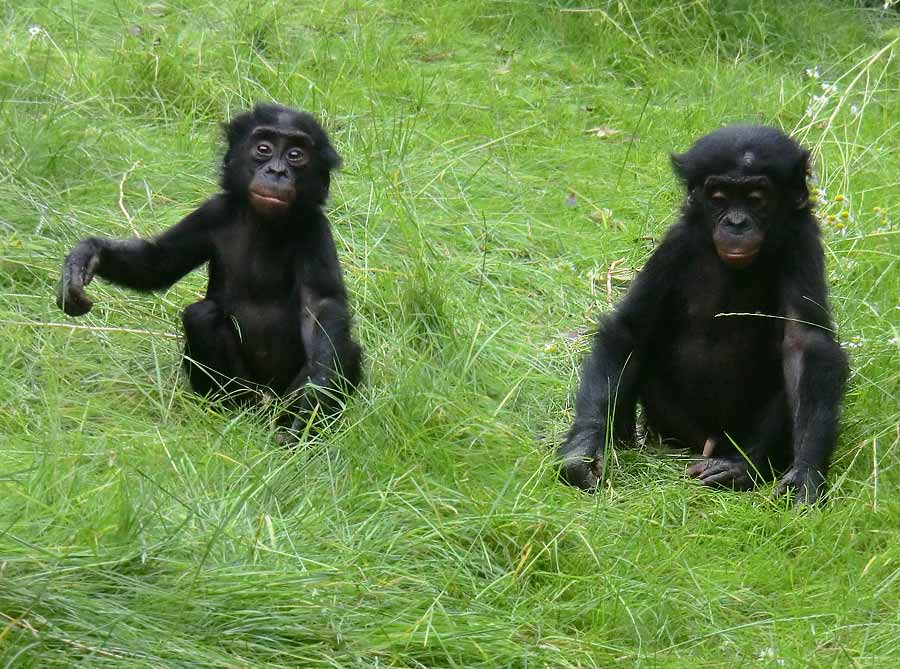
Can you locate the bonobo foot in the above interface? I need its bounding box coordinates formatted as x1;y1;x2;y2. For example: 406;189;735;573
774;466;825;507
687;457;756;490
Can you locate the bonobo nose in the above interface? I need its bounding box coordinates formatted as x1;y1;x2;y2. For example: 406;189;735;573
724;216;751;233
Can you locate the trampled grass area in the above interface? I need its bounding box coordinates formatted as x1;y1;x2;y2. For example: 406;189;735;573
1;1;898;666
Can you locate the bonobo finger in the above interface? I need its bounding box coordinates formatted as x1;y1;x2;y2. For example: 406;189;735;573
58;269;93;315
57;277;93;316
697;458;739;478
773;468;822;507
557;430;602;491
689;458;754;489
686;460;707;478
59;289;93;316
559;458;599;492
699;470;739;486
58;248;99;316
697;461;735;480
75;250;100;288
700;469;752;489
773;475;793;499
793;485;819;507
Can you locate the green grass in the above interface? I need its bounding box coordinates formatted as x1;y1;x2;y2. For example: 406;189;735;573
1;1;899;666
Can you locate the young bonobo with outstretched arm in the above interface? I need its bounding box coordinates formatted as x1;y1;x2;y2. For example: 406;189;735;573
558;125;848;506
57;104;362;439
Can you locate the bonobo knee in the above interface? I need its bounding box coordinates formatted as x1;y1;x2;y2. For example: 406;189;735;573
784;327;849;380
318;298;362;379
182;300;223;336
310;297;349;323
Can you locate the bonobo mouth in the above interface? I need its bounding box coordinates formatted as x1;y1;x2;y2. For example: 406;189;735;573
250;190;291;207
717;248;760;269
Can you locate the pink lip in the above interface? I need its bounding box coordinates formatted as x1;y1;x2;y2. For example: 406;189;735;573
719;250;759;268
250;190;290;205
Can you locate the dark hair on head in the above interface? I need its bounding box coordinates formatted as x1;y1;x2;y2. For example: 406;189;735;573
220;104;342;194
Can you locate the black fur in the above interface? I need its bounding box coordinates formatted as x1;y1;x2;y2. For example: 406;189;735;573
57;104;362;438
558;125;848;506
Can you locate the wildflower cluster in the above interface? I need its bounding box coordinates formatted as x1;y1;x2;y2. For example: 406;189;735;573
870;205;892;233
817;188;892;238
816;189;853;237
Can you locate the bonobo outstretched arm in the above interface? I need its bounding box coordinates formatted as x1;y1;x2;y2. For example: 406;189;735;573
557;232;679;490
776;231;849;506
57;200;220;316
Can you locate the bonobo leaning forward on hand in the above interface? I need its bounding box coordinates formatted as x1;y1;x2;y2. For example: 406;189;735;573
57;104;362;439
558;125;848;506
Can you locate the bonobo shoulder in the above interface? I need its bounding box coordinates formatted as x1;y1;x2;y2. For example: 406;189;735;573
180;193;240;231
197;193;233;220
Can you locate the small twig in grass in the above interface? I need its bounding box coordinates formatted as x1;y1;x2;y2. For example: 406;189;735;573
0;613;128;659
606;258;623;299
58;636;129;659
614;89;651;193
476;211;488;301
0;611;38;641
118;161;142;235
0;319;179;339
872;436;878;513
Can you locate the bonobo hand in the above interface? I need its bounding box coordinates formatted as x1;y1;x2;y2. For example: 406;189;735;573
557;429;602;492
774;465;825;507
57;240;101;316
687;457;755;490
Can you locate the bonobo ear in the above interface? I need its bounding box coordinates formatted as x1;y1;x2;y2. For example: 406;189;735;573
320;142;342;172
670;152;692;190
317;139;342;202
220;110;256;173
791;148;811;210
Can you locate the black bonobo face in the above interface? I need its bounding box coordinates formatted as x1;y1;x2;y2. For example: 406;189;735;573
703;174;771;269
246;127;313;217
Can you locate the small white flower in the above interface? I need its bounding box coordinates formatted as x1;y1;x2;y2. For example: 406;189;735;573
28;24;42;37
842;336;864;349
821;82;839;95
850;104;860;116
805;65;821;79
812;94;828;107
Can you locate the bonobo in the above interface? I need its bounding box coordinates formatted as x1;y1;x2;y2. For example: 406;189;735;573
57;104;362;438
558;125;848;506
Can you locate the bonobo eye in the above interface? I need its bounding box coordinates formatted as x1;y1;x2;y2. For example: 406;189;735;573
286;147;307;166
709;191;727;204
748;191;767;207
254;143;273;159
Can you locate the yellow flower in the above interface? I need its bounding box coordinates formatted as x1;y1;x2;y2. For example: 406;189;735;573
834;194;846;202
840;210;850;220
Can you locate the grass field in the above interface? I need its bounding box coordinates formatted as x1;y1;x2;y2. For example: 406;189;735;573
1;1;899;666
